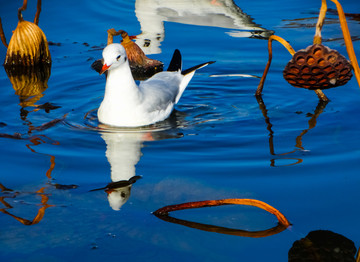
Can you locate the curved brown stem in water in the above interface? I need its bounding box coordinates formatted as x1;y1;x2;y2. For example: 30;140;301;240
45;155;56;179
0;183;13;192
256;35;295;96
155;213;288;238
294;99;328;150
26;135;59;179
256;96;303;166
18;0;28;21
154;198;291;227
0;187;53;226
330;0;360;88
0;18;8;48
256;97;328;166
34;0;42;25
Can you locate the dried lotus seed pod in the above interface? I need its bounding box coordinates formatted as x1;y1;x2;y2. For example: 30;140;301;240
283;44;352;90
4;20;51;66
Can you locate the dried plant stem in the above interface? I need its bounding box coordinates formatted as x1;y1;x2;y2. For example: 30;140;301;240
314;89;329;101
46;155;56;179
34;0;42;25
154;198;291;227
331;0;360;88
0;187;52;225
0;183;12;192
107;28;124;45
313;0;327;45
256;35;295;96
18;0;28;21
295;99;328;149
0;18;8;48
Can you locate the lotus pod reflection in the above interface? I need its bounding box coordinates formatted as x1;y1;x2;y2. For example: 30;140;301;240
5;64;51;108
283;44;353;90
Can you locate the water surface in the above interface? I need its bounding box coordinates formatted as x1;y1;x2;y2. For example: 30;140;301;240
1;0;360;261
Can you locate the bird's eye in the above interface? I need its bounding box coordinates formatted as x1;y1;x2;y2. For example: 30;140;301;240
116;55;121;60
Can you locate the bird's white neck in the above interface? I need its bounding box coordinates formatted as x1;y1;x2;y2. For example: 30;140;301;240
103;63;138;103
98;61;143;126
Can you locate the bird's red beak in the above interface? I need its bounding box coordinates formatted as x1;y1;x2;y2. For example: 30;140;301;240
100;63;111;75
129;35;137;40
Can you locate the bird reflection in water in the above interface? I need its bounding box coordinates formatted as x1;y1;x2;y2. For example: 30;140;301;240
134;0;274;54
256;96;328;167
92;123;183;211
92;131;145;211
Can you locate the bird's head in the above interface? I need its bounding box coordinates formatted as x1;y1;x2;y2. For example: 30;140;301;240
100;43;128;75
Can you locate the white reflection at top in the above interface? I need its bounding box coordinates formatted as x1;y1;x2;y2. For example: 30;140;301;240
134;0;273;54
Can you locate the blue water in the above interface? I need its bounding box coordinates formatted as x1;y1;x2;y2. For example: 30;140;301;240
1;0;360;261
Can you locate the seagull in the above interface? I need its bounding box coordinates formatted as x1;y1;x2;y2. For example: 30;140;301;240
97;43;214;127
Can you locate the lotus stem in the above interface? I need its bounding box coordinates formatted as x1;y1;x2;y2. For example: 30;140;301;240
313;0;327;45
154;198;291;227
18;0;28;21
34;0;42;25
0;187;52;226
0;18;8;48
256;35;295;96
330;0;360;88
107;28;125;45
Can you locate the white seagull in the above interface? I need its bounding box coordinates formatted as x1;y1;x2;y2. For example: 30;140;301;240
97;43;214;127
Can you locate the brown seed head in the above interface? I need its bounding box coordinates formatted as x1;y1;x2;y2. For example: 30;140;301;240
283;44;352;90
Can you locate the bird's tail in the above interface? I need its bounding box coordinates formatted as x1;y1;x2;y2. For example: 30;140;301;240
167;49;215;74
182;61;215;76
176;61;215;104
167;49;182;72
167;49;215;104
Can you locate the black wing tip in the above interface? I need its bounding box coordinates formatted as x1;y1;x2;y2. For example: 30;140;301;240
181;60;216;75
167;49;182;72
